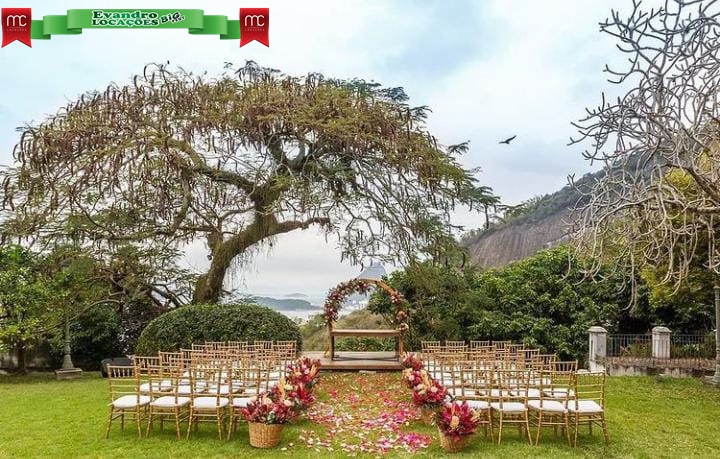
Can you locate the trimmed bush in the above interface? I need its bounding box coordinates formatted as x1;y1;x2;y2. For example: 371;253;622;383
134;302;302;354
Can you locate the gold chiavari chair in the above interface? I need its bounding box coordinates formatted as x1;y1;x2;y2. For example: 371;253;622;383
569;372;609;447
445;340;468;357
132;356;166;395
105;365;150;438
543;361;578;400
146;364;190;439
527;369;571;445
522;348;540;367
470;340;491;349
493;340;511;349
187;364;230;439
227;362;260;440
204;341;225;351
421;340;442;354
463;364;493;439
191;343;206;351
491;368;533;444
468;345;495;366
254;340;274;351
274;340;297;368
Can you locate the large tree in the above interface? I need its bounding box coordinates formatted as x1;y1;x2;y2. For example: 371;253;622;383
571;1;720;293
1;62;495;303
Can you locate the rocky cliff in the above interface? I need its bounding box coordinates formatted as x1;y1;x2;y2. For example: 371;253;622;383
463;174;594;268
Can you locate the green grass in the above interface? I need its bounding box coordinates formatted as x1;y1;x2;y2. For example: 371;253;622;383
1;372;720;458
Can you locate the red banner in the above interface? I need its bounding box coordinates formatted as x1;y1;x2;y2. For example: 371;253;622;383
2;8;32;48
239;8;268;47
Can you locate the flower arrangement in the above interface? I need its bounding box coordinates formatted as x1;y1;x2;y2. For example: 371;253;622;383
281;380;316;412
401;352;424;371
411;371;450;408
322;278;410;332
241;389;295;425
285;357;321;390
435;401;481;442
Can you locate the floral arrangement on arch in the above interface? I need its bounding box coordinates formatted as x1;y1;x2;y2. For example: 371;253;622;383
323;278;410;332
435;401;481;442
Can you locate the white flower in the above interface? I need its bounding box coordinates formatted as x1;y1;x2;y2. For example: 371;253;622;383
430;386;438;393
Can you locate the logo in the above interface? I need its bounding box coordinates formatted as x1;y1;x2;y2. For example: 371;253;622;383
239;8;268;47
2;8;32;47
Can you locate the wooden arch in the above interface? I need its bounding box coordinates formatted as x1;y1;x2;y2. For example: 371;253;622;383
322;278;409;359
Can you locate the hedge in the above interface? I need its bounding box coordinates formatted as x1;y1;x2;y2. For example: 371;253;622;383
134;302;302;354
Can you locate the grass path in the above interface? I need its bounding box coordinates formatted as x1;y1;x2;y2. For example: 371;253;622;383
1;372;720;457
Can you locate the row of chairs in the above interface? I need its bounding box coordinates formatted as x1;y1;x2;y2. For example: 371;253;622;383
106;341;297;440
419;352;609;446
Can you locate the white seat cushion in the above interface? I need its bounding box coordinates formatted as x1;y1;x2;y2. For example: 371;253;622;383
466;399;490;410
490;402;527;413
139;382;171;394
192;396;229;409
150;396;191;408
207;384;238;395
112;395;151;409
543;388;575;399
568;400;603;414
511;388;542;399
527;400;567;412
232;397;253;408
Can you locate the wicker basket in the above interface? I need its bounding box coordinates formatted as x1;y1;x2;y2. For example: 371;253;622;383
248;422;284;448
420;406;435;426
438;429;472;453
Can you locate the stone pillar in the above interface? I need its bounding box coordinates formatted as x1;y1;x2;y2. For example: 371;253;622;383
588;326;607;372
652;326;672;360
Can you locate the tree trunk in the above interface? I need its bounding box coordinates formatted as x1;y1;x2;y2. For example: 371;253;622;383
191;214;330;304
16;343;27;375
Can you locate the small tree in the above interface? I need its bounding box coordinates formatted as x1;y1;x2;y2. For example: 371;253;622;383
0;245;50;373
1;62;496;304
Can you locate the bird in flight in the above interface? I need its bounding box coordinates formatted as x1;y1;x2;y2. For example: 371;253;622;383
499;135;517;144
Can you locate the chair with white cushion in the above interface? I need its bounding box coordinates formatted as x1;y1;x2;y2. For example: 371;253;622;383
527;369;571;445
105;365;150;438
227;362;258;439
569;372;608;447
462;365;493;439
543;361;577;400
491;368;532;444
186;364;230;439
146;364;190;439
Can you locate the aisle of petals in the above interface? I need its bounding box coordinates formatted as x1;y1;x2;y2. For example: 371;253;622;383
290;372;433;455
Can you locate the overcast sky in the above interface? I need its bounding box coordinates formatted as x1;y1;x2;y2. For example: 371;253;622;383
0;0;628;296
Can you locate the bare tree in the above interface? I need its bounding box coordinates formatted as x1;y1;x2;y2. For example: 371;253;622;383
571;0;720;299
0;62;495;303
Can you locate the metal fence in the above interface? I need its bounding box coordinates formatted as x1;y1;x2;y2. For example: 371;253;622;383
605;332;716;370
607;333;651;358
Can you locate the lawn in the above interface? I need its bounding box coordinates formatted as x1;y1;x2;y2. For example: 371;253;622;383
1;371;719;458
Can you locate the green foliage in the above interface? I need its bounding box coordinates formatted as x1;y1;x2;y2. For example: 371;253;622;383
49;304;123;370
300;308;393;351
0;245;52;360
371;246;635;362
135;302;302;354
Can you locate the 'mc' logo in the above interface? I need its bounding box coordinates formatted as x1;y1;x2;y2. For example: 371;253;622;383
2;8;32;47
239;8;268;47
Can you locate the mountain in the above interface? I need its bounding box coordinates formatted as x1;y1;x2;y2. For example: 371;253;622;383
463;171;598;268
250;296;322;311
284;293;309;298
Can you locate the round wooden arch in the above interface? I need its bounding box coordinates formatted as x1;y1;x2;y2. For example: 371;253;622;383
322;278;409;332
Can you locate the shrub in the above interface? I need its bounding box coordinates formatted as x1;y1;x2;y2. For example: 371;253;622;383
49;304;124;370
134;302;302;354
